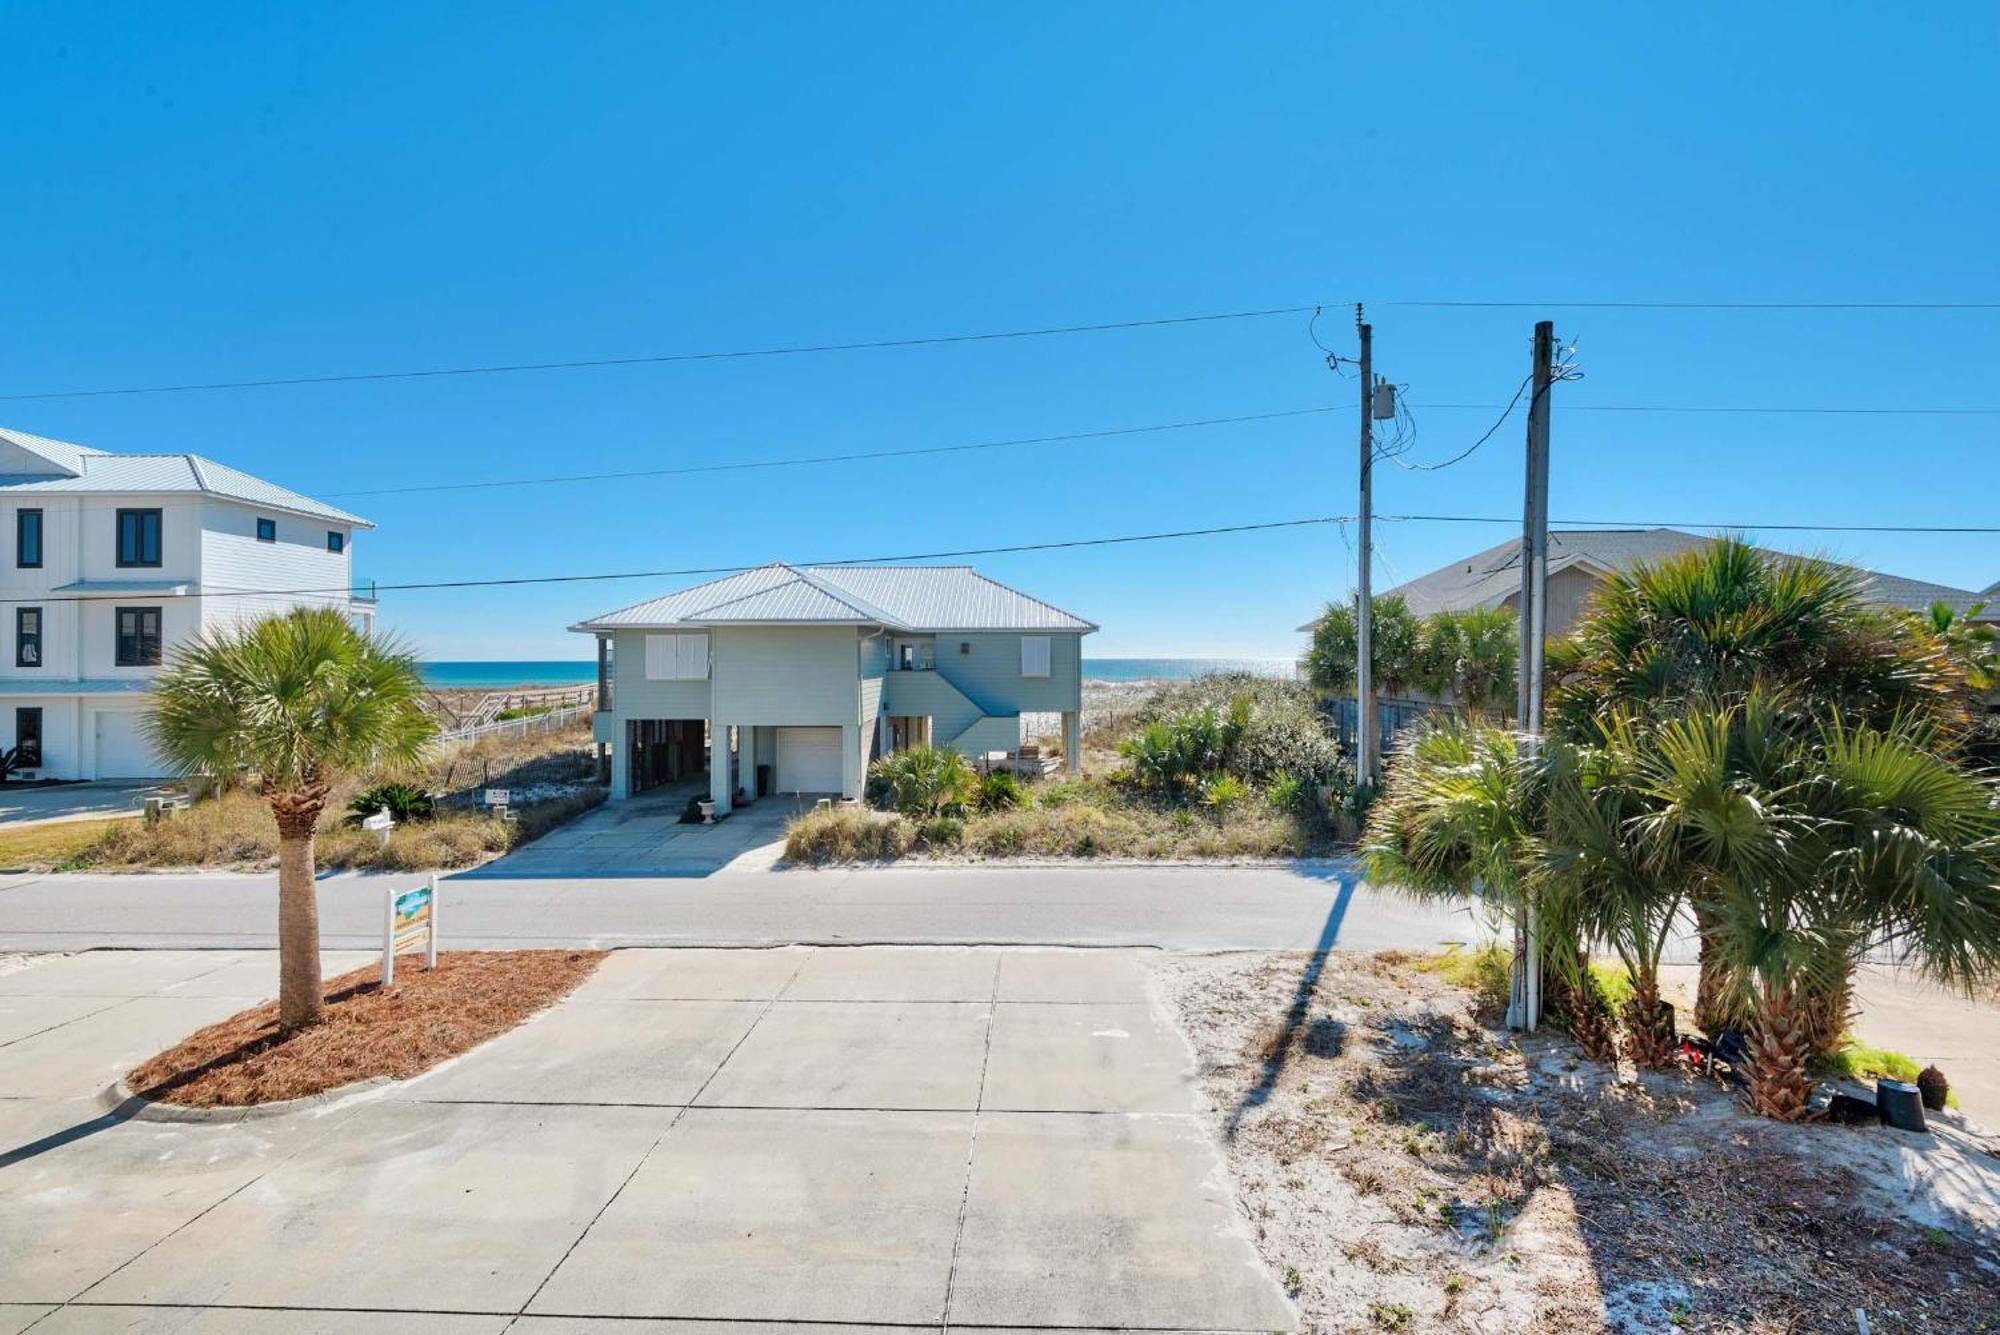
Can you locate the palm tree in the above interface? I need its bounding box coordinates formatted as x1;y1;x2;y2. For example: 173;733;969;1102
1418;607;1517;720
1304;594;1424;699
1546;536;1967;1035
1536;717;1691;1068
146;608;436;1033
1641;697;2000;1119
1360;719;1601;1032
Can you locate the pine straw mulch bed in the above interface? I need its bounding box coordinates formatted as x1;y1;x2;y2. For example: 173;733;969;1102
1149;949;2000;1335
126;949;606;1107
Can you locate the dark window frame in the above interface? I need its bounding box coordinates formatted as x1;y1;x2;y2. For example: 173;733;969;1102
14;607;40;669
327;530;345;553
255;517;277;543
13;707;41;769
16;508;42;569
115;605;163;667
115;508;163;568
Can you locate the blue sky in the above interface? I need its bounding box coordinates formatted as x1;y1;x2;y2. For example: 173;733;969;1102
7;4;1997;659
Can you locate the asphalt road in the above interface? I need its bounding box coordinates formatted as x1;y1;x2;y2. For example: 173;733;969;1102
0;861;1506;954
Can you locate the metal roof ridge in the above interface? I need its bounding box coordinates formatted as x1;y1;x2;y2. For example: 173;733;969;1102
788;567;912;629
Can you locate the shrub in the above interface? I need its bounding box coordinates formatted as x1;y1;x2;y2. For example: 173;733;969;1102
783;806;913;864
1203;773;1249;813
1267;772;1305;813
347;782;436;825
971;815;1029;856
976;771;1028;812
493;704;553;722
915;815;965;848
1118;700;1247;793
869;746;977;818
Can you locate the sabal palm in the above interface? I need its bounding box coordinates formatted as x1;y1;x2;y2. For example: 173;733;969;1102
1641;698;2000;1119
1419;607;1518;719
1536;717;1695;1066
146;608;435;1032
1547;536;1961;740
1305;594;1423;698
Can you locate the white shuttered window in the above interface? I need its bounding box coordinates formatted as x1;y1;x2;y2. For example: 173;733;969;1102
1020;635;1051;678
645;633;711;680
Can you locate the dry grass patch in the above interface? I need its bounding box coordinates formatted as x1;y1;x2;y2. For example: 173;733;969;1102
127;949;605;1107
0;817;123;871
1152;949;2000;1333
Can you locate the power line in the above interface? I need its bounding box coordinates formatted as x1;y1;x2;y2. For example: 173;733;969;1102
3;515;1356;608
8;510;1991;613
1390;300;2000;311
324;406;1340;499
1415;401;2000;417
0;304;1322;403
1385;513;2000;534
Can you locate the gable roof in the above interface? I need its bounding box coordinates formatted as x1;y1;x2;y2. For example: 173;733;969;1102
571;563;1097;633
0;427;371;528
1299;528;1993;629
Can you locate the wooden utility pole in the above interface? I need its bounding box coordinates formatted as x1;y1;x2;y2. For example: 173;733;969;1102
1508;319;1555;1032
1354;305;1376;787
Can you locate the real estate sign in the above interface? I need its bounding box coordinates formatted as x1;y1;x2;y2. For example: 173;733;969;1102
382;877;439;986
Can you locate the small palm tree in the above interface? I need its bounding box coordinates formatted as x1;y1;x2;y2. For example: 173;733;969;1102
1418;607;1518;719
146;608;436;1033
1304;594;1424;698
1643;698;2000;1119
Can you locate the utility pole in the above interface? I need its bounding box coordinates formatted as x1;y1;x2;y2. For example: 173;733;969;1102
1508;318;1555;1032
1354;305;1376;788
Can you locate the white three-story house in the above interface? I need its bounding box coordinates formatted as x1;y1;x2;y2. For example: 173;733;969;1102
0;428;374;779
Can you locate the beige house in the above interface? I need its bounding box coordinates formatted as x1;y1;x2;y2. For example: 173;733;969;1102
1306;528;1996;642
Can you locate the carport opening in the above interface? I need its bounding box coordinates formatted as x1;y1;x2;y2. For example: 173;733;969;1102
627;718;707;796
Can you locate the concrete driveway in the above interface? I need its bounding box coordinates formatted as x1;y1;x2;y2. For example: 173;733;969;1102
459;783;802;878
0;946;1296;1332
0;782;178;830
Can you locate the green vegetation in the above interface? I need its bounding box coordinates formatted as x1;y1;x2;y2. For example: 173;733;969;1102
1362;540;2000;1121
1303;597;1516;717
146;608;437;1032
492;703;553;721
347;781;436;825
1819;1038;1960;1108
788;674;1358;864
1410;943;1510;1017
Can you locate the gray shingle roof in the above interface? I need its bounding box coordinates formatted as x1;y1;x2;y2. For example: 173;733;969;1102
0;428;371;528
1300;528;1992;629
572;563;1096;633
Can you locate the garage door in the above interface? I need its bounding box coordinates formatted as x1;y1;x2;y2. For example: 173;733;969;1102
93;709;162;778
776;726;843;794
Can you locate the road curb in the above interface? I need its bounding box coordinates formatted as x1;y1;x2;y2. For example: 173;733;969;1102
98;1075;392;1123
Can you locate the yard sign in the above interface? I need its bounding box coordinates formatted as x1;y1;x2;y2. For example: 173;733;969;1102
382;875;440;987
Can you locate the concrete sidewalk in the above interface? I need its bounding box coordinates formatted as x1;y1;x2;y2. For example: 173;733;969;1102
0;946;1297;1332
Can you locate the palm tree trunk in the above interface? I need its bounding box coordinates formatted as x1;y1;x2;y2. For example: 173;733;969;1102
1621;972;1678;1069
1746;983;1815;1121
270;793;327;1034
1566;968;1620;1063
1692;902;1741;1036
1799;969;1853;1065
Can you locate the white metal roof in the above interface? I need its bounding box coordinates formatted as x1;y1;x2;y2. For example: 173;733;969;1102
0;428;372;528
572;563;1096;633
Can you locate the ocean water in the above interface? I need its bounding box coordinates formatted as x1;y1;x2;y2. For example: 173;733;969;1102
419;657;1297;689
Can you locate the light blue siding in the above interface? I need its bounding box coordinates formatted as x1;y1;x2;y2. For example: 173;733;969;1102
710;626;859;726
919;631;1082;714
608;629;712;719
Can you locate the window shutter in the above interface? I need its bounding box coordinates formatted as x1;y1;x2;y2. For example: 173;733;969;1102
1021;635;1051;677
645;635;674;679
678;633;710;680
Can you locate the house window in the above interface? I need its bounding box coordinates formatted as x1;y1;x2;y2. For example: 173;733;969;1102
1021;635;1052;678
116;606;163;667
16;509;42;568
15;608;40;668
116;509;163;567
597;635;615;710
256;517;277;543
327;530;345;553
643;632;709;680
13;708;41;769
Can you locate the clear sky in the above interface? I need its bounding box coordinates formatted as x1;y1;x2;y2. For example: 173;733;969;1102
7;4;1997;660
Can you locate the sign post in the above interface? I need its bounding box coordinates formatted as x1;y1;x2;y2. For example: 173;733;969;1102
382;875;440;987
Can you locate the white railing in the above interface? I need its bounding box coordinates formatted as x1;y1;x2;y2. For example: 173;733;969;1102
435;701;594;746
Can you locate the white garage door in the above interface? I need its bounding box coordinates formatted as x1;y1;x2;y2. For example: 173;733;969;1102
776;726;843;794
93;709;162;779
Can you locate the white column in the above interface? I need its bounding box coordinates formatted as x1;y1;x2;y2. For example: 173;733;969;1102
738;726;757;803
1062;711;1081;776
709;722;733;815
